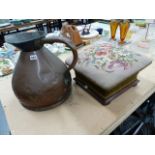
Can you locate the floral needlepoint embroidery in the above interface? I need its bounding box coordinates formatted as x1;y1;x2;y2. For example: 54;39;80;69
77;41;140;72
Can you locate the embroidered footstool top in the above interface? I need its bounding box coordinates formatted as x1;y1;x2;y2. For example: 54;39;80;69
66;40;152;91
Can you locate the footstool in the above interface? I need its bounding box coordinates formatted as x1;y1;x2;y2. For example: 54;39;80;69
66;40;152;105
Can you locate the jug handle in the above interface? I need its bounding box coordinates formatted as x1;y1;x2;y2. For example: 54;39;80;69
41;36;78;71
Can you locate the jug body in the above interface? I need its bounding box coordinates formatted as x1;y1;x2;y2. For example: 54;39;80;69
12;47;72;110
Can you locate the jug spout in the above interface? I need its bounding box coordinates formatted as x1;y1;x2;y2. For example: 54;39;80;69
5;31;45;52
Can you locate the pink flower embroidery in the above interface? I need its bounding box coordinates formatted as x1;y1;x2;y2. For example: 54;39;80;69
108;61;129;70
96;51;107;56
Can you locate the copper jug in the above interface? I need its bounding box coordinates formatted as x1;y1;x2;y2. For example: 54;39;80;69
5;31;78;111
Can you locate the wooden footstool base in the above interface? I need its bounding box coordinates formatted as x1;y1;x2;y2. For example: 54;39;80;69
74;71;139;105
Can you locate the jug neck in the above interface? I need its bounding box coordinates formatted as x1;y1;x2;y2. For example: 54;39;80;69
14;39;43;52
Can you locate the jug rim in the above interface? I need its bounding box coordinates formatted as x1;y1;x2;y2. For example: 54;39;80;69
5;31;45;45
